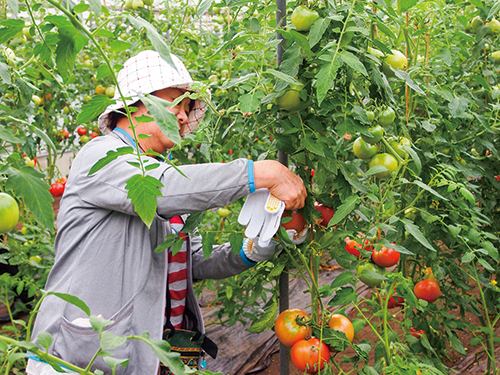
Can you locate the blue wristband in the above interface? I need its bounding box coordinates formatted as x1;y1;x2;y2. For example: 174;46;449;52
247;159;255;193
240;246;258;267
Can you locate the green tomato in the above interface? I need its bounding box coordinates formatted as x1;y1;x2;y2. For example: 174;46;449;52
217;207;230;217
29;255;42;265
276;83;304;111
369;153;398;178
291;6;319;32
0;193;19;234
470;16;483;32
132;0;143;9
361;125;384;144
366;110;375;121
386;49;407;70
357;262;386;287
378;107;396;127
353;137;379;160
487;19;500;34
388;137;411;158
492;51;500;63
80;135;91;144
105;86;115;98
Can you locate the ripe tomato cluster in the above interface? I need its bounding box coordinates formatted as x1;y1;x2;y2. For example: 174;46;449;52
274;309;354;373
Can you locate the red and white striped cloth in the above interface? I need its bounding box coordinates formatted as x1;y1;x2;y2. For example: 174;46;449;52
167;216;188;329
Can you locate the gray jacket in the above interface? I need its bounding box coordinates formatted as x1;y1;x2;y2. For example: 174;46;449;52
31;131;253;374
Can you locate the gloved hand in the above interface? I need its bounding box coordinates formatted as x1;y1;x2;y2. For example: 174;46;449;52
242;227;309;263
238;188;285;248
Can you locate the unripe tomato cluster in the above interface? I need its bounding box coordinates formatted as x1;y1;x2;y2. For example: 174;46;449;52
274;309;354;373
351;106;411;179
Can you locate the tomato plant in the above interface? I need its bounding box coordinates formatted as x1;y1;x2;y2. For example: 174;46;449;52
290;338;329;374
414;280;441;303
372;244;400;268
274;309;311;348
328;314;354;342
0;193;19;234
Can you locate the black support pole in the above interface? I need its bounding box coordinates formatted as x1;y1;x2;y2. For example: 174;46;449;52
276;0;289;374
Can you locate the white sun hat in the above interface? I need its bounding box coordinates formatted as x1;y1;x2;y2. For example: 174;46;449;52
98;50;208;135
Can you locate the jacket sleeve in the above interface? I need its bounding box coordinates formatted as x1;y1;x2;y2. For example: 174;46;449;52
69;137;252;219
189;231;251;280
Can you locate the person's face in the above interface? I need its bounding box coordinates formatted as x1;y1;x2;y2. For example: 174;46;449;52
134;87;192;153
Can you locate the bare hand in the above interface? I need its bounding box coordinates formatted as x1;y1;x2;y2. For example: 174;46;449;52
253;160;307;211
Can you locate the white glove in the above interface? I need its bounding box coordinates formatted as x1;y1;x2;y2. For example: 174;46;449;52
285;228;309;245
242;228;309;263
238;189;285;248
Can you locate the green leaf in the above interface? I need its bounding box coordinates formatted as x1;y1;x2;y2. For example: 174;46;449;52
127;16;175;71
96;64;111;79
0;125;21;143
125;174;164;228
279;30;312;58
171;237;183;256
181;211;204;233
301;137;325;157
109;40;132;53
263;69;301;85
103;357;129;371
196;0;213;17
55;26;89;83
89;315;114;333
48;291;91;316
77;95;114;124
247;297;278;333
5;166;54;230
202;231;215;259
87;0;102;16
0;62;11;85
149;339;184;375
330;271;355;289
309;18;331;48
229;233;243;255
401;219;436;251
316;55;341;106
101;331;127;351
393;69;425;95
37;332;53;350
487;1;500;22
30;125;57;156
329;195;359;227
6;0;18;15
398;0;419;13
328;286;357;306
220;73;257;89
339;50;367;76
88;147;134;175
239;91;264;113
280;43;303;78
461;252;475;263
459;187;475;205
483;241;499;262
478;257;495;272
154;234;178;254
138;93;181;147
0;19;24;44
449;96;470;118
414;180;448;201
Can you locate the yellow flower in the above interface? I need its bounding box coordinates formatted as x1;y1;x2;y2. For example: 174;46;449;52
491;279;497;286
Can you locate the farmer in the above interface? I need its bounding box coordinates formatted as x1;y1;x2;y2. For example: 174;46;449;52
27;50;307;375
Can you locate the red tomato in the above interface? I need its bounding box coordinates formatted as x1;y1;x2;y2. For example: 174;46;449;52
414;280;441;303
495;176;500;182
49;182;65;197
344;237;362;259
291;338;329;374
281;210;307;232
387;290;404;308
90;131;99;139
328;314;354;342
410;327;424;338
60;129;70;140
274;309;311;348
77;126;87;136
228;149;233;155
314;202;335;227
372;244;400;268
57;177;68;186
